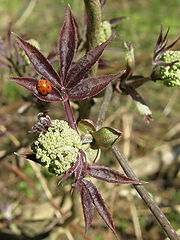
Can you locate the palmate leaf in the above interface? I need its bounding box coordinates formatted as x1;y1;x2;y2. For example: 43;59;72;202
81;179;119;239
65;35;114;89
10;77;62;102
69;71;124;100
58;6;77;83
87;165;140;184
14;35;62;88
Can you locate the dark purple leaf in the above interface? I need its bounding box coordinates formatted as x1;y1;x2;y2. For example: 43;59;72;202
82;179;118;239
98;58;111;69
15;152;40;163
154;60;178;67
58;6;77;82
14;35;61;88
125;75;150;89
153;26;180;63
125;86;146;105
59;156;81;183
161;36;180;54
74;157;83;181
87;165;140;184
126;86;152;122
65;35;114;88
10;77;62;102
47;49;57;63
69;71;124;100
109;16;126;24
79;183;94;232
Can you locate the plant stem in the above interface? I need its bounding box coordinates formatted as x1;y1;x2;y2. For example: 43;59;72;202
96;80;179;240
61;88;77;131
84;0;102;45
78;0;102;120
112;146;179;240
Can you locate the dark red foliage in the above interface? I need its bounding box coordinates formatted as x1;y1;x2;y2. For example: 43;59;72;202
152;26;180;67
58;6;77;82
15;35;61;88
69;72;124;100
64;35;114;88
11;7;123;103
78;182;94;233
80;179;119;239
87;165;140;184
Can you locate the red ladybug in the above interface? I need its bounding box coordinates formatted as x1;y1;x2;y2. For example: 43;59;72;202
36;79;52;96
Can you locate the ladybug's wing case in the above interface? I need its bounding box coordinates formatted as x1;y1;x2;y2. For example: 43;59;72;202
36;79;52;96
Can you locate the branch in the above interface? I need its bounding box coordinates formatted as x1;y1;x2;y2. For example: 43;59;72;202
112;145;179;240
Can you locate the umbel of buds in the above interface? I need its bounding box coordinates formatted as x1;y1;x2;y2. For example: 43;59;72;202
151;27;180;87
31;120;82;175
158;50;180;87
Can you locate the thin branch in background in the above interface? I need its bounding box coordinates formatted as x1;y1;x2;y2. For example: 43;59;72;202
128;194;143;240
15;0;38;28
122;113;133;158
29;161;63;219
163;89;179;116
3;161;35;188
0;137;32;163
103;101;132;126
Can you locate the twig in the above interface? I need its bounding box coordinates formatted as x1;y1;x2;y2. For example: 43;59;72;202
128;194;143;240
112;146;179;240
15;0;38;27
29;161;62;219
0;137;32;163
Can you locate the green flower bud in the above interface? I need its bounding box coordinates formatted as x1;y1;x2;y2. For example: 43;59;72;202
19;39;40;65
99;21;112;45
92;127;122;148
31;120;82;175
159;50;180;87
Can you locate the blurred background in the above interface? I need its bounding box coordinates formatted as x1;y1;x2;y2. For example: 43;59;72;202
0;0;179;239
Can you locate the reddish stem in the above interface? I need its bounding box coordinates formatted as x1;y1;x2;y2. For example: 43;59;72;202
61;88;77;131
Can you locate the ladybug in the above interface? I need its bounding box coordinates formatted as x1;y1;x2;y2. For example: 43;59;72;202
36;79;52;96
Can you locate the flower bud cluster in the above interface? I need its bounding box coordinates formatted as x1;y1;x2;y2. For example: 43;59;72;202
159;50;180;87
99;21;112;45
31;120;82;175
